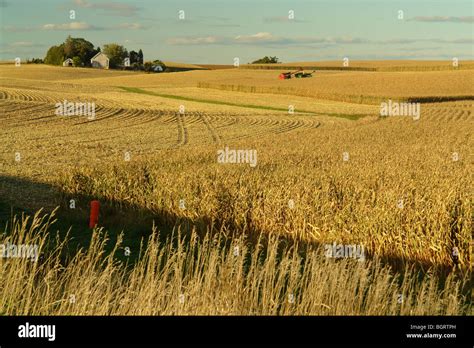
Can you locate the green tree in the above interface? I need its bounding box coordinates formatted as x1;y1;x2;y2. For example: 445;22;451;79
72;56;82;67
76;39;96;65
103;43;128;68
63;35;75;58
44;45;65;65
138;49;144;65
143;61;153;72
27;58;44;64
251;56;280;64
46;36;95;66
129;50;139;64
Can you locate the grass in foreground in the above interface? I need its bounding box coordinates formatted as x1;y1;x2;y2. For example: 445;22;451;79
0;210;471;315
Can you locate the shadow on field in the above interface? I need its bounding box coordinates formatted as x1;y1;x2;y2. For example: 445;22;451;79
0;174;466;280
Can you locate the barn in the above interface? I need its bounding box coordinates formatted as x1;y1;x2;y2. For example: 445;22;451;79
63;58;74;67
90;52;109;69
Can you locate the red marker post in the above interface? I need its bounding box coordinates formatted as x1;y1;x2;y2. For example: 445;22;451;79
89;200;100;228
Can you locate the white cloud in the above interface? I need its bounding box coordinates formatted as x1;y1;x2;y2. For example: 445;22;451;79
235;32;276;43
114;23;148;30
169;33;373;46
263;16;308;23
73;0;139;17
167;36;221;45
6;21;149;32
409;16;473;23
167;32;473;47
42;22;96;30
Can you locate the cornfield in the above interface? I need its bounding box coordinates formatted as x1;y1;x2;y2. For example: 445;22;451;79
0;64;472;315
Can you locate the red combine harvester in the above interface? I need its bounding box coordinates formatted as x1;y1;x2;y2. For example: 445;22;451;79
278;69;315;79
278;71;294;79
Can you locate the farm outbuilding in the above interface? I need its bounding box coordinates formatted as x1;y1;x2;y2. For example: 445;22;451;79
90;52;109;69
63;58;74;67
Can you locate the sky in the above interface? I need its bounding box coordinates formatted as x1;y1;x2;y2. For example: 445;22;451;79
0;0;473;64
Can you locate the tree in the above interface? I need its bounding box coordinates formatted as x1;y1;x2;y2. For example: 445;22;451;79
63;36;75;58
75;39;96;65
143;61;153;72
138;49;144;65
72;56;82;67
129;50;139;64
44;45;65;65
251;56;280;64
27;58;44;64
103;43;128;68
45;36;95;66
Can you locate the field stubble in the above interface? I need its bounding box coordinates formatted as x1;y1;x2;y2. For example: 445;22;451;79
0;65;472;315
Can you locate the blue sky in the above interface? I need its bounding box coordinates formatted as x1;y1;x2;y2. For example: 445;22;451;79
1;0;473;63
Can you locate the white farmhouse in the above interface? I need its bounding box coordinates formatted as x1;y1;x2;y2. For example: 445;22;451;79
90;52;109;69
63;58;74;67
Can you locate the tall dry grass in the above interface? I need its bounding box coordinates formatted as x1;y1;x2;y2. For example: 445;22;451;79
0;210;471;315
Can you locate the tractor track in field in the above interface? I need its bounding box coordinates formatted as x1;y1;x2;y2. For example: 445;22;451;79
28;110;169;142
275;119;321;134
95;110;170;131
0;104;57;128
171;112;189;148
1;87;55;103
196;111;221;144
419;103;472;122
1;94;381;148
274;119;305;134
1;102;53;119
206;114;239;129
2;99;322;142
73;108;125;125
184;114;202;126
162;114;176;124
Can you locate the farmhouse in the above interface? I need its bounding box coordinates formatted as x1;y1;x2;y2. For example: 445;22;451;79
62;58;74;67
90;52;109;69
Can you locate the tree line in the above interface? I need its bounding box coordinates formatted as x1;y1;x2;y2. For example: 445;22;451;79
44;36;165;71
251;56;280;64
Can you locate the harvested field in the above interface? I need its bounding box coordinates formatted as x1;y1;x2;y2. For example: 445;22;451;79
242;60;474;71
0;64;472;316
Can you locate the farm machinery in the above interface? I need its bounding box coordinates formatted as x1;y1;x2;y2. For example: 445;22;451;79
278;69;315;80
